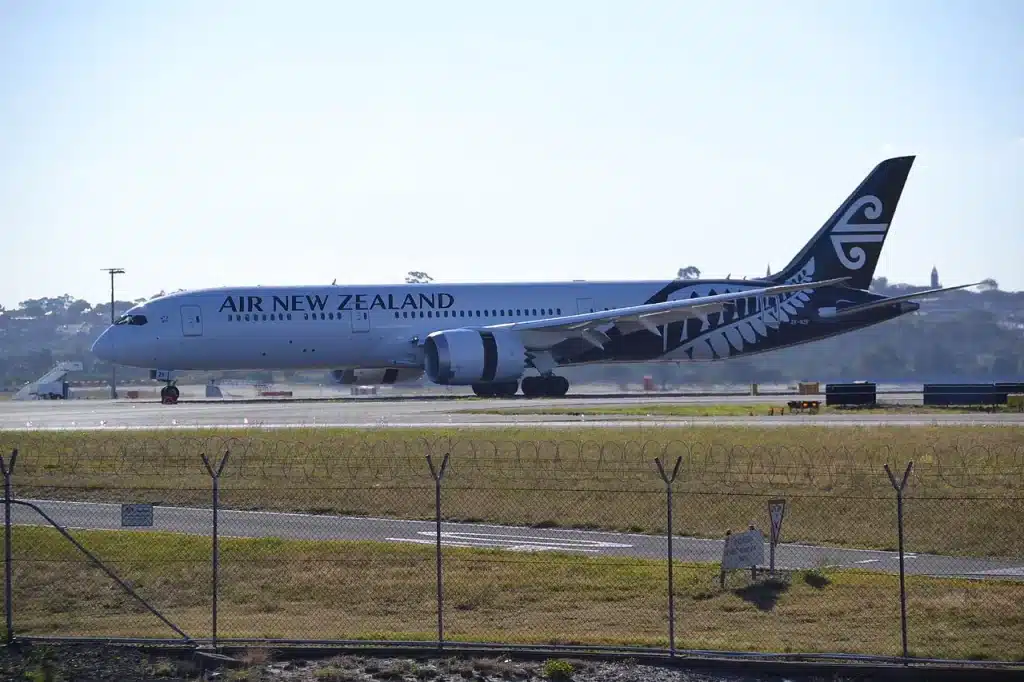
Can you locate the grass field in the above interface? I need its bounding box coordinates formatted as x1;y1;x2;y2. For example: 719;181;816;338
10;526;1024;661
1;426;1022;557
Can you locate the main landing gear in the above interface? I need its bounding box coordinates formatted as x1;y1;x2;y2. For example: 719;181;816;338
470;375;570;398
159;384;180;405
522;375;569;398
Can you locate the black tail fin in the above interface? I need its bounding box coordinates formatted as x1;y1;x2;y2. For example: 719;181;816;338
771;156;915;291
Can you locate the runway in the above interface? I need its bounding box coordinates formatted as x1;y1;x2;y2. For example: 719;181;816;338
14;498;1023;581
2;394;1022;430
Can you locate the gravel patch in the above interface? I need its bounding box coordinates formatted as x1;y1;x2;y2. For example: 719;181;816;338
0;642;923;682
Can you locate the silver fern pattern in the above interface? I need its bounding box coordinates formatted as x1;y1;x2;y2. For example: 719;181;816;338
668;258;817;361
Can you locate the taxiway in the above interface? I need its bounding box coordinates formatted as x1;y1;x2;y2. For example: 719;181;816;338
14;498;1022;581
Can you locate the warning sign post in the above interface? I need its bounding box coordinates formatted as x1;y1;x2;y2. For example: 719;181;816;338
768;498;786;574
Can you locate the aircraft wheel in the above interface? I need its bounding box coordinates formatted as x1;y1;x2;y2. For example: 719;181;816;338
495;380;519;397
161;385;180;404
521;376;544;397
472;381;519;398
547;375;569;397
471;383;491;397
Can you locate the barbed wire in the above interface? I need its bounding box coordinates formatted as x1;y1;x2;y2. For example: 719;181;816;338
2;433;1021;492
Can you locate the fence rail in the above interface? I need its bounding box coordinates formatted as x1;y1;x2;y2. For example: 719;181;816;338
1;434;1022;664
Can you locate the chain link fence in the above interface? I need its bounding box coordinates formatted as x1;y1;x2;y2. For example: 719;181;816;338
0;429;1022;663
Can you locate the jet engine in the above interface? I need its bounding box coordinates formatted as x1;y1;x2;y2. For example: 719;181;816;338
423;328;528;385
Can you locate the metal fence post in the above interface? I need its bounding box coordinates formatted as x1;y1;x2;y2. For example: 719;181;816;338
201;450;230;651
884;462;913;660
655;456;682;658
426;453;449;651
2;449;17;644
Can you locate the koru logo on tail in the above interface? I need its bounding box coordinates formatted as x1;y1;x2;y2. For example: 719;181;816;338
830;195;888;270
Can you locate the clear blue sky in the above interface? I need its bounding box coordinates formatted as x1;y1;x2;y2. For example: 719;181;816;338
1;0;1021;308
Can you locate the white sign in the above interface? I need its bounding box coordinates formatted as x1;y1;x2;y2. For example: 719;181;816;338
769;499;786;545
121;503;154;527
721;529;764;570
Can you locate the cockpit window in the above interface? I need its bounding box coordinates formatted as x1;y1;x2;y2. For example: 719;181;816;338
114;314;148;326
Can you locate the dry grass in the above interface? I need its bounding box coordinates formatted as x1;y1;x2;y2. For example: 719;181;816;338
9;526;1024;661
463;403;1021;417
1;426;1022;557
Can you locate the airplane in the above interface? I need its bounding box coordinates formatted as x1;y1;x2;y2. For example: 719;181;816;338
91;155;979;404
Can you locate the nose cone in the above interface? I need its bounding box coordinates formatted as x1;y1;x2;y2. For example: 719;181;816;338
91;328;117;362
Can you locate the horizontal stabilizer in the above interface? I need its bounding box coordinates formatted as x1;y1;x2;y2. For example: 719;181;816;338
821;282;981;318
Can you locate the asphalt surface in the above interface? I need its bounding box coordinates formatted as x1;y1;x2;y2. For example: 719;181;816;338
14;498;1023;581
2;394;1023;430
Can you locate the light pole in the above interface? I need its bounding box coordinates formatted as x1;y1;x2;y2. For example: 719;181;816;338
101;268;125;399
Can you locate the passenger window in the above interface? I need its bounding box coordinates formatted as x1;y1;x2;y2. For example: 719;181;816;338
483;310;489;317
244;314;250;321
556;308;561;315
287;313;293;320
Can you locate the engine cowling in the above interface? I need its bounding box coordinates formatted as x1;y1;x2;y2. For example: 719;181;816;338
423;328;528;385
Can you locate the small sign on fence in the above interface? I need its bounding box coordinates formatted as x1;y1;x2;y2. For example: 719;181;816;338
721;528;764;570
121;503;154;527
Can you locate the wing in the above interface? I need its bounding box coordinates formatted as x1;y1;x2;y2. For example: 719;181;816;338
821;281;981;319
482;276;850;348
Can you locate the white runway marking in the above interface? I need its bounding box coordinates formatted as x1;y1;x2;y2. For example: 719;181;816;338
387;530;634;553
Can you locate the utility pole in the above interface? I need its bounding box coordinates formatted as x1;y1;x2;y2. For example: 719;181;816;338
101;268;125;399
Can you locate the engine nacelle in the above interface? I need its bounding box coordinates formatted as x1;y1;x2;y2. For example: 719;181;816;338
330;368;425;385
423;328;527;385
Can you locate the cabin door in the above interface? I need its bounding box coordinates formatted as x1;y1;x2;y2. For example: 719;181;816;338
180;305;203;337
576;297;594;314
351;310;370;333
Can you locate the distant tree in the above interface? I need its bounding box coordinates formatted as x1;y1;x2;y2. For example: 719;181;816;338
676;266;701;280
405;271;433;284
979;278;999;291
17;299;45;318
871;276;889;293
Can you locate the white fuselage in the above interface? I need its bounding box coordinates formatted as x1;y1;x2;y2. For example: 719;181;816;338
93;280;719;372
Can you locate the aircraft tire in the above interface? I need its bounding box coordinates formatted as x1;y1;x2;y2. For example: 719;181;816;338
160;385;180;405
549;375;569;397
472;381;518;398
522;375;568;397
521;376;544;397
